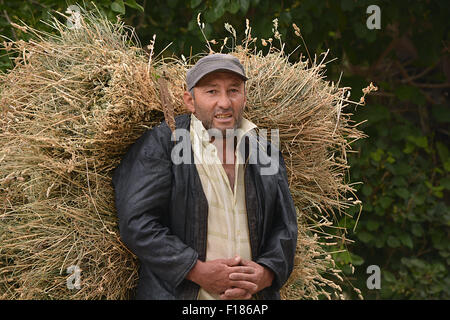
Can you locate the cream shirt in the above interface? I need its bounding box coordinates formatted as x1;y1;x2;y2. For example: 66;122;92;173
189;114;257;300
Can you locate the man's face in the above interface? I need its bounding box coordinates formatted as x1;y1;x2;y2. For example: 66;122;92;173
184;71;246;136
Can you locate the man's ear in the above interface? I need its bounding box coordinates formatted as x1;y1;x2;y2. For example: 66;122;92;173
183;91;195;113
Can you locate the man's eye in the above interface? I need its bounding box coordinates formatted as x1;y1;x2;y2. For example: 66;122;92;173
207;90;216;94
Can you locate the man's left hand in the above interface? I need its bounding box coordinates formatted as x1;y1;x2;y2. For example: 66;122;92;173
220;259;274;300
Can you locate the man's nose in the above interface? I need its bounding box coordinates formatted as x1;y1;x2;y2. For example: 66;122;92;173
217;91;232;109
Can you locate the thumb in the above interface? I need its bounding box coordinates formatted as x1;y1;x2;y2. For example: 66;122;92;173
224;255;242;266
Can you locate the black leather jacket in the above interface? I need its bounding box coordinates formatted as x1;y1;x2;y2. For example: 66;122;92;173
111;114;297;299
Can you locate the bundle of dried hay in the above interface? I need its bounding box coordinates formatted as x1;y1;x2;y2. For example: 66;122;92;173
0;8;370;299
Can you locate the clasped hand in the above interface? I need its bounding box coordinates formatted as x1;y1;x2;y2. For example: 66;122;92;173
186;255;274;300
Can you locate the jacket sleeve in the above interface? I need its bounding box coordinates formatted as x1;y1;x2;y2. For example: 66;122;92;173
111;128;198;289
255;152;298;291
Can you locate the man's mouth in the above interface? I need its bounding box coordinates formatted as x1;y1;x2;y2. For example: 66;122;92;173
214;113;232;119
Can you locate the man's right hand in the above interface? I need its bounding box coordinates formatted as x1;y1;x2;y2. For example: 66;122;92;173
186;256;257;297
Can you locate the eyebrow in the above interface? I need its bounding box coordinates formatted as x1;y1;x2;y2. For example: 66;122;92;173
201;82;243;88
201;83;219;88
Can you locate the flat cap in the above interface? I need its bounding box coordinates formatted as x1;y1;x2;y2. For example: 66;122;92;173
186;53;248;91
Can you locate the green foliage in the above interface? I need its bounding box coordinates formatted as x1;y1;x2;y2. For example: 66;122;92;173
1;0;449;300
344;101;450;299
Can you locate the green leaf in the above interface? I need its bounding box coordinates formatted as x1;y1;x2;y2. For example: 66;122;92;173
403;141;415;154
431;104;450;123
341;264;354;275
399;234;414;249
227;0;241;14
436;142;449;163
240;0;250;13
191;0;202;8
407;135;428;148
440;177;450;190
356;231;373;243
387;236;400;248
386;154;396;163
392;176;407;187
204;9;218;23
431;231;445;249
393;162;413;175
402;257;425;269
349;253;365;266
413;194;425;205
444;161;450;172
205;1;225;23
390;124;412;142
374;236;384;248
111;1;126;14
434;167;444;175
411;224;423;237
383;270;396;282
425;180;432;189
379;196;393;209
370;148;384;162
332;251;350;264
215;3;226;17
124;0;144;11
395;187;410;200
415;136;428;148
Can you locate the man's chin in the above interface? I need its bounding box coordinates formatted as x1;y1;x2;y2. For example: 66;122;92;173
212;117;234;127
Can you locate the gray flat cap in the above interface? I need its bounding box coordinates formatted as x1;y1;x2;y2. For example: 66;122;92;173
186;53;248;91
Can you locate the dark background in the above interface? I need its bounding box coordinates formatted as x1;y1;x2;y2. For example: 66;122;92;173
1;0;448;299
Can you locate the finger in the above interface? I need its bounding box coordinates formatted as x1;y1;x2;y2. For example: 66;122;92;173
226;288;252;300
240;259;257;267
229;280;257;293
220;292;252;300
220;290;247;300
222;256;242;267
229;272;255;282
228;266;255;274
221;287;252;300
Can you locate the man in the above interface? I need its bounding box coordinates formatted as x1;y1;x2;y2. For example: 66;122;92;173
112;53;297;300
